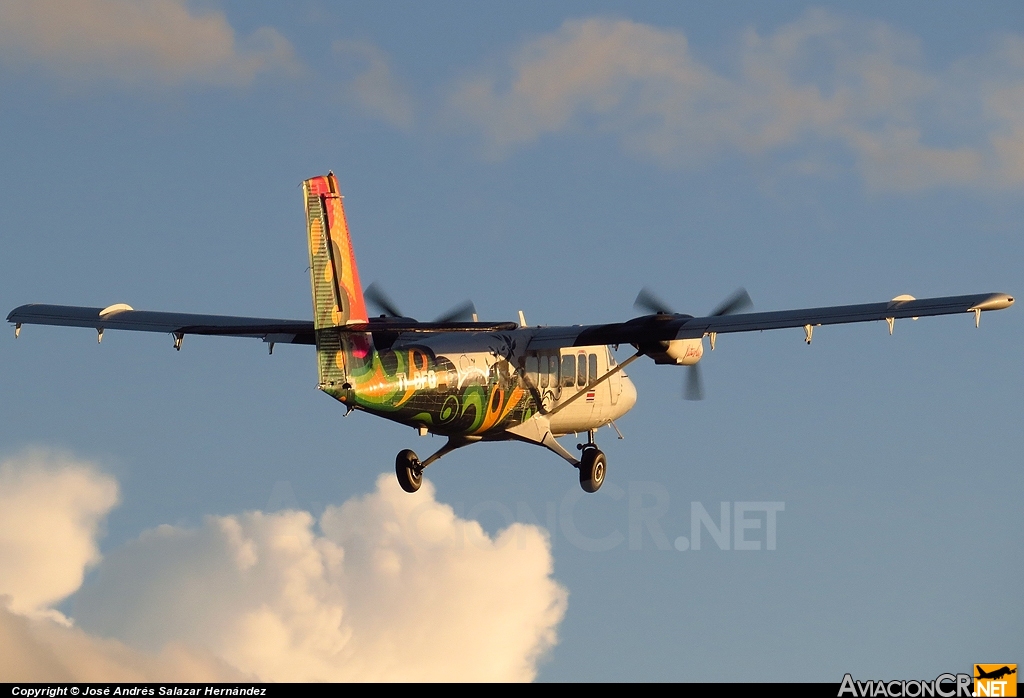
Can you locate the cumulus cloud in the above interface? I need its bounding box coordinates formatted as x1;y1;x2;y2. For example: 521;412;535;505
74;476;566;681
0;605;244;682
335;40;415;129
450;11;1024;191
0;452;567;682
0;450;118;620
0;0;298;87
0;450;238;680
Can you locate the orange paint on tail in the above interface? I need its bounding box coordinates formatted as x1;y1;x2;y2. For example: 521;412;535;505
304;173;369;328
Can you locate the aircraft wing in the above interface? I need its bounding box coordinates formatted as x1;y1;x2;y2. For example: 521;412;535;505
7;304;317;344
6;304;519;346
564;292;1014;348
675;292;1014;338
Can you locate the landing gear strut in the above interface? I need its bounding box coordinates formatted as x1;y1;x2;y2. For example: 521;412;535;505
394;436;481;493
576;430;606;493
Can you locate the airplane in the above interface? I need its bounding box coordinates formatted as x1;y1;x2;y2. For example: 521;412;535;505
7;172;1014;494
975;666;1016;681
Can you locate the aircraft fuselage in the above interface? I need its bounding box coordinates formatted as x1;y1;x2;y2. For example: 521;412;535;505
318;328;638;439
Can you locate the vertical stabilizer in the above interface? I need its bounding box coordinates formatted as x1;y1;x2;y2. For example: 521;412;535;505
304;173;369;329
304;173;369;390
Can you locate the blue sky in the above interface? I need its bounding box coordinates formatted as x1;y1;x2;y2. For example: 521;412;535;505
0;0;1020;682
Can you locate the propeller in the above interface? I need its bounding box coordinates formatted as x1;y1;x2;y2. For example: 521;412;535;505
433;300;477;323
365;281;403;318
633;286;752;319
709;287;753;317
365;281;478;323
633;287;753;401
684;363;705;401
634;287;675;315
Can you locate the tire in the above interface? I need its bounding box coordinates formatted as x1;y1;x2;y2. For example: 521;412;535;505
395;449;423;493
578;448;606;493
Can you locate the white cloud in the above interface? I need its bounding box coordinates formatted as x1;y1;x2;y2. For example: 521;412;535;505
0;0;298;87
0;605;244;682
0;450;238;681
0;452;567;682
0;450;118;620
335;40;415;129
74;476;567;681
450;11;1024;191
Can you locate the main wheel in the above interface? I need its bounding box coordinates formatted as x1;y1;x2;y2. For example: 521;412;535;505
395;449;423;493
578;448;606;493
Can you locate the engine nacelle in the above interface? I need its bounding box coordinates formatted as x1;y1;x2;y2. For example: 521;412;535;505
648;338;703;365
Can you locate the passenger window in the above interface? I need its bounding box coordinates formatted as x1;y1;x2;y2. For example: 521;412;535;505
548;355;558;388
577;353;586;386
589;353;598;386
561;355;576;387
526;355;538;386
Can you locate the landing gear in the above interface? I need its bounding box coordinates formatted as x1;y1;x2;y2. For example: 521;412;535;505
578;447;606;493
576;429;606;493
395;449;423;493
394;436;481;493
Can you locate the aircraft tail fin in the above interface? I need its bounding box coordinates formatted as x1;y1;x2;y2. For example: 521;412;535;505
303;173;369;330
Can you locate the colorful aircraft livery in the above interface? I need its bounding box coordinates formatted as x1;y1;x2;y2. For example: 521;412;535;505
8;173;1014;495
304;174;539;436
305;174;368;328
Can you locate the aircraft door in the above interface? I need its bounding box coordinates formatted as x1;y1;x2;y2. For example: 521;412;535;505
555;348;597;424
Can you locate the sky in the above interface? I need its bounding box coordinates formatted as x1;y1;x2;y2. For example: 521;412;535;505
0;0;1021;683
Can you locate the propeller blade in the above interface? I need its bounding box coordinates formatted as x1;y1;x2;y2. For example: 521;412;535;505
709;287;752;317
684;364;705;401
364;282;403;318
634;287;674;315
434;300;477;324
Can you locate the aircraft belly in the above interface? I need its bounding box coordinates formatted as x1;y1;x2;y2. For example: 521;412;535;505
549;409;604;436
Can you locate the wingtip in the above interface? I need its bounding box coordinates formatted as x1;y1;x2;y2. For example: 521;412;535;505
7;304;33;323
970;293;1014;311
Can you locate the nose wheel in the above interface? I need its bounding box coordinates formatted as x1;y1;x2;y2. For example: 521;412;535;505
578;446;606;492
395;449;423;493
576;429;606;493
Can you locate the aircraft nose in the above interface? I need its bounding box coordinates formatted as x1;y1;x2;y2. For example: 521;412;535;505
617;373;638;415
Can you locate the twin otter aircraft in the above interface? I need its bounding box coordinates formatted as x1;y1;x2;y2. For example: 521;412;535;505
8;173;1014;493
